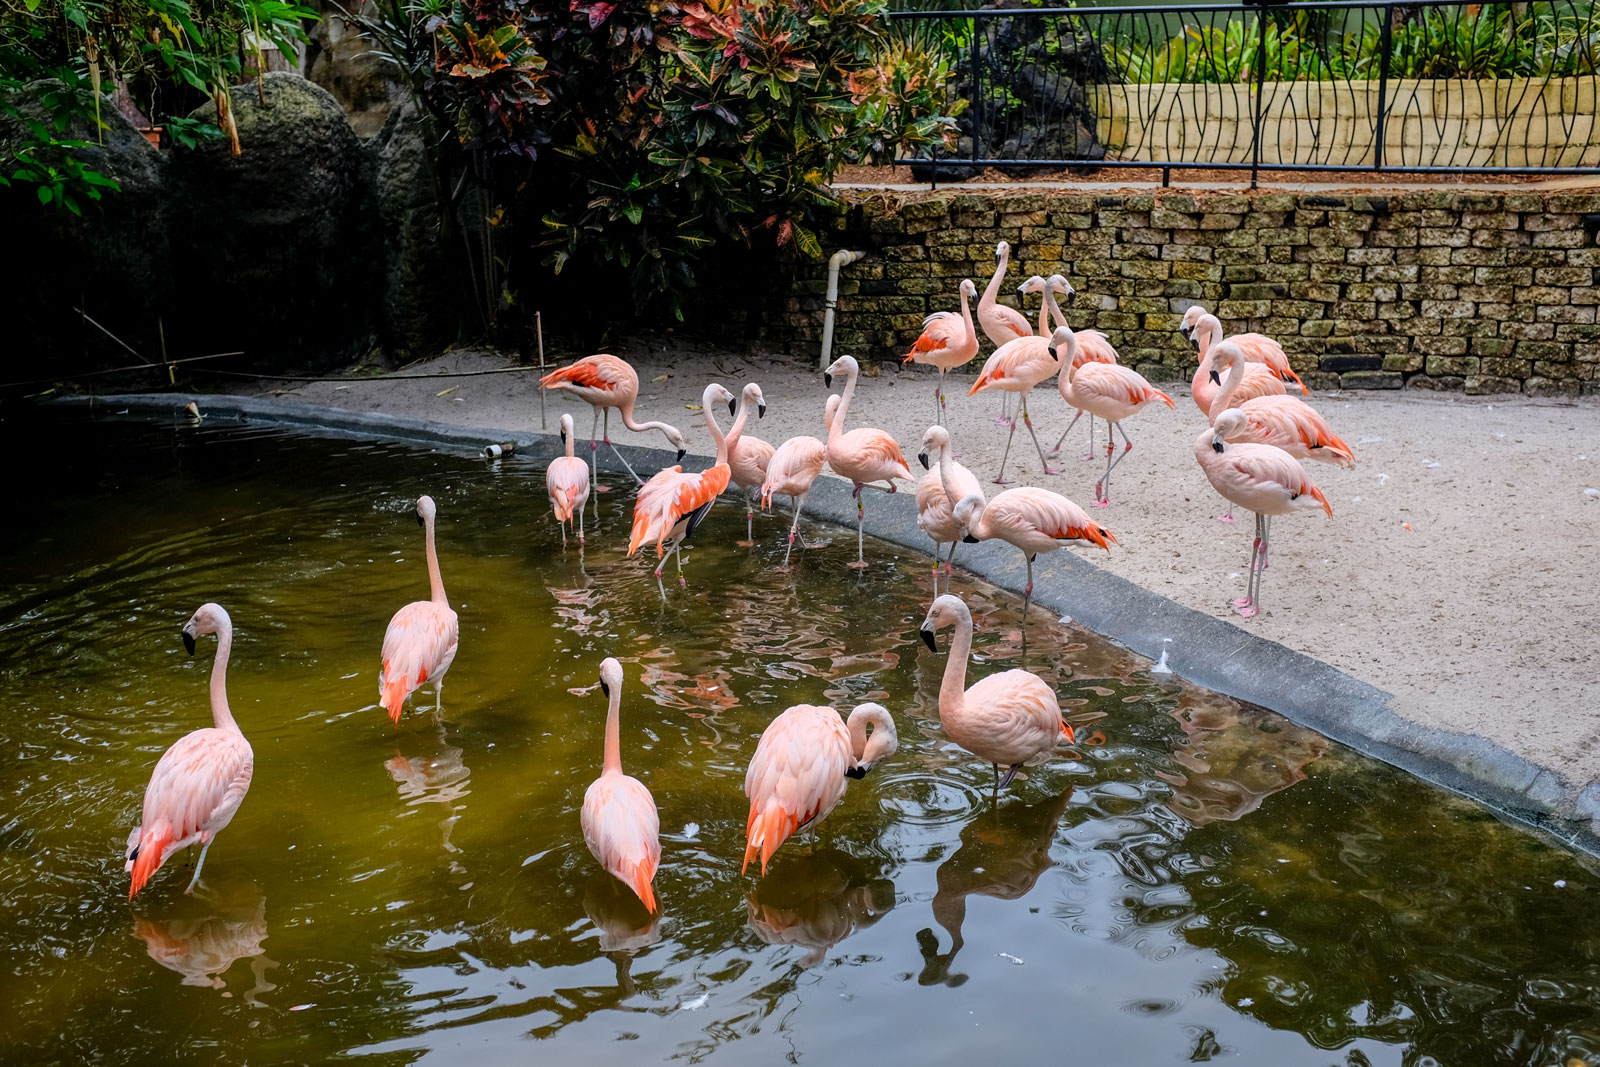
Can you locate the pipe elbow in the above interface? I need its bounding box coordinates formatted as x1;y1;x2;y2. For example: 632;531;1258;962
829;249;866;270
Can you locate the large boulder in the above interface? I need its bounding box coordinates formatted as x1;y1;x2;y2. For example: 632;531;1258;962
374;102;462;359
307;3;403;140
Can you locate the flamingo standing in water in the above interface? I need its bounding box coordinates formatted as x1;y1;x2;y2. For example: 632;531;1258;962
628;382;740;591
546;412;591;547
919;594;1075;794
954;487;1115;623
1184;313;1289;418
582;657;661;912
916;424;985;590
761;395;838;566
1208;341;1354;468
1195;409;1332;618
126;603;254;898
1047;325;1176;507
1016;273;1119;461
978;241;1034;426
1181;305;1307;394
725;383;773;547
379;495;460;724
742;703;898;876
969;276;1064;483
902;278;980;429
823;355;913;568
539;354;688;497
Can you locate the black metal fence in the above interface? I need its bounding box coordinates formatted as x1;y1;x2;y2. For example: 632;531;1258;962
888;0;1600;183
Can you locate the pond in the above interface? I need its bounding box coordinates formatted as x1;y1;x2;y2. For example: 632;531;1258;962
2;413;1598;1066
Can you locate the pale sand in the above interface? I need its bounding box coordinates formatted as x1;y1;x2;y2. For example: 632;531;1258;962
253;343;1600;787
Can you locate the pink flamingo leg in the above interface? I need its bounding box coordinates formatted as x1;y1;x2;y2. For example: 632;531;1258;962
1233;514;1261;616
1048;408;1085;457
183;838;214;894
993;403;1019;484
1018;395;1060;476
848;486;869;569
588;410;604;507
1217;505;1237;524
1092;423;1134;507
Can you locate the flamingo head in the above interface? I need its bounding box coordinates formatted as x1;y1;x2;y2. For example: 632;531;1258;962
1016;274;1045;299
822;355;858;390
415;494;437;529
659;421;688;461
919;593;970;651
182;602;231;656
1047;325;1076;365
1179;304;1204;340
995;240;1010;263
845;702;898;778
739;382;766;420
598;656;623;698
1047;273;1076;308
959;278;978;300
1211;409;1250;452
952;493;984;544
1210;340;1243;385
918;424;951;470
558;412;574;445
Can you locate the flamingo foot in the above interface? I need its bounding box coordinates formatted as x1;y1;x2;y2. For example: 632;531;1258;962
1041;466;1060;476
1235;603;1259;619
679;576;687;588
1080;453;1095;462
737;540;754;548
1091;497;1111;508
1215;513;1235;524
1232;596;1254;609
1046;447;1061;458
992;476;1013;485
951;449;963;459
595;484;614;494
847;560;870;570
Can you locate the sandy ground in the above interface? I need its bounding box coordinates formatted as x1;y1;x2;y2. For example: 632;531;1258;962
248;344;1600;786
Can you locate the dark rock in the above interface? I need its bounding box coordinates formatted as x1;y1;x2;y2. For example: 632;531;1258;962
1339;370;1405;389
1320;355;1384;373
306;2;403;139
374;101;463;358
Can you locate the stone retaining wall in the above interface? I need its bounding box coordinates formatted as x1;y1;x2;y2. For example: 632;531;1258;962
758;188;1600;396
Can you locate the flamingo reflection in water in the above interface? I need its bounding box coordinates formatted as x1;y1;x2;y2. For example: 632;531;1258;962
582;871;662;997
384;722;471;869
131;879;277;1001
746;847;895;968
916;786;1076;987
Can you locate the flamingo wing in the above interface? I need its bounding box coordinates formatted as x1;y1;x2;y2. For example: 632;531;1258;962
127;729;254;896
761;436;826;507
1218;444;1333;517
831;429;912;484
1078;364;1176;412
1235;334;1307;395
742;705;852;875
979;303;1033;348
547;456;590;520
1073;329;1120;367
962;669;1070;763
582;773;661;912
539;354;635;395
1242;397;1354;466
379;601;460;724
903;312;964;362
629;464;732;556
992;487;1117;551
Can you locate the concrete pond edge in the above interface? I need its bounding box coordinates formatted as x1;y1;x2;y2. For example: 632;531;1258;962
54;391;1600;859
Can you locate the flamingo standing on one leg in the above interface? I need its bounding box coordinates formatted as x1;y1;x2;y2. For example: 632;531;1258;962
919;594;1075;795
1016;274;1119;462
546;413;591;547
916;424;985;591
1181;305;1307;395
582;657;661;912
379;495;460;724
978;241;1033;426
760;395;838;567
725;383;774;547
902;279;980;430
1047;325;1176;507
1195;409;1332;618
954;488;1115;624
823;355;913;569
539;354;688;500
742;702;898;876
126;603;254;898
628;383;740;592
1184;312;1289;418
1208;341;1354;468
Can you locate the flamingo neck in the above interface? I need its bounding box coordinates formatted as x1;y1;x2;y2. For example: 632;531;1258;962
959;285;976;347
603;684;622;776
564;429;576;460
620;404;672;439
1043;284;1069;331
831;365;859;445
848;705;893;762
423;511;448;607
1192;351;1216;410
981;248;1008;307
1210;351;1246;421
725;395;753;456
705;403;731;465
936;445;959;501
1035;292;1052;337
939;610;973;721
209;621;239;735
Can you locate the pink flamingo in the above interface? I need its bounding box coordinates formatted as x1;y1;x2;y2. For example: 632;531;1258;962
582;657;661;912
1016;273;1119;461
539;354;688;494
1047;325;1176;507
1208;341;1354;468
978;241;1033;425
953;487;1115;622
1181;305;1307;395
902;278;980;428
724;382;773;547
546;412;591;547
916;424;985;588
126;603;253;898
760;395;838;566
379;495;460;724
919;594;1075;794
742;702;898;875
1184;312;1290;417
968;277;1064;483
628;382;739;591
1195;409;1333;618
822;355;914;568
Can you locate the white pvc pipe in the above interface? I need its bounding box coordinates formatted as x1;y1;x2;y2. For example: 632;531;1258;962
819;249;866;371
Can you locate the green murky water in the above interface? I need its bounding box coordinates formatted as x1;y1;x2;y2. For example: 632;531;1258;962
2;413;1598;1066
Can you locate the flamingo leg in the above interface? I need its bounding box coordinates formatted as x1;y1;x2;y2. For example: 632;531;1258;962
993;401;1020;484
1019;394;1060;476
996;392;1012;426
998;763;1022;790
1093;422;1133;507
1049;408;1085;457
943;538;959;592
1087;417;1098;462
434;674;444;713
577;504;585;545
183;838;214;894
588;408;602;514
559;516;568;548
1234;513;1261;616
602;409;645;486
1217;503;1238;524
782;494;802;566
849;486;868;569
1023;553;1035;623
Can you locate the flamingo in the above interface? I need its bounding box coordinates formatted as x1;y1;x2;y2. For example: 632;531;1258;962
581;657;661;912
822;355;914;568
1195;409;1332;618
1016;273;1119;461
919;594;1075;794
953;487;1115;623
916;424;985;589
1208;341;1354;468
978;240;1033;425
725;382;773;547
968;276;1064;483
760;395;838;567
902;278;980;429
125;603;254;898
1047;325;1176;507
1181;305;1308;395
627;382;739;591
742;702;898;876
1184;312;1289;417
379;495;460;724
546;412;591;547
539;354;688;496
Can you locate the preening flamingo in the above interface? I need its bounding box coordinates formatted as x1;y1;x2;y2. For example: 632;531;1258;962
760;395;838;566
581;657;661;912
902;278;980;428
1185;312;1289;417
539;354;688;493
822;355;914;568
919;594;1075;794
742;702;898;876
379;495;460;724
126;603;254;898
1181;305;1307;395
1016;273;1120;461
978;241;1033;425
1047;325;1176;507
546;412;591;547
969;276;1064;483
916;424;985;588
1195;410;1332;618
1208;341;1354;467
725;382;773;546
628;382;739;591
953;487;1115;622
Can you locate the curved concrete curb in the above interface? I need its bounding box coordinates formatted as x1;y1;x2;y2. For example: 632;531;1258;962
53;391;1600;858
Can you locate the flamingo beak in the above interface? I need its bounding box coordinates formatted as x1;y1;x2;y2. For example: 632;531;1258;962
600;680;610;697
181;627;196;656
918;451;930;470
676;448;686;461
1064;287;1076;308
1212;439;1225;454
919;627;937;652
758;402;766;419
962;533;980;544
1047;344;1059;360
1180;324;1191;340
845;763;869;780
415;512;424;528
1189;335;1200;352
1209;368;1221;385
560;429;566;444
728;398;737;417
823;372;833;388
